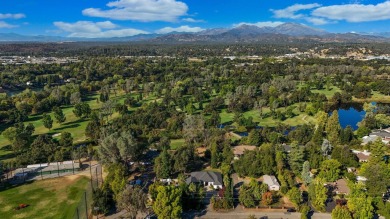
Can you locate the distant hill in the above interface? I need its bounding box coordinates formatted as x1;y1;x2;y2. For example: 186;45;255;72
0;23;389;43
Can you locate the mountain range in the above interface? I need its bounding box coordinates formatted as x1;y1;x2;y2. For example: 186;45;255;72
0;23;389;43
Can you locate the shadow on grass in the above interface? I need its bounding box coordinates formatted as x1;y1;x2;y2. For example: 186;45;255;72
25;115;43;123
0;180;35;192
62;118;87;126
83;93;99;102
53;124;80;132
0;151;16;161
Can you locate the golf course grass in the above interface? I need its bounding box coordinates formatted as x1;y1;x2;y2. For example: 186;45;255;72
0;175;89;219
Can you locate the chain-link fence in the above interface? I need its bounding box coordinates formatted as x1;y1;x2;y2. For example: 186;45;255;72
73;164;103;219
73;184;94;219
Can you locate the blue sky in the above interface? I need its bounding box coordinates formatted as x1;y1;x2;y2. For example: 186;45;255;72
1;0;390;37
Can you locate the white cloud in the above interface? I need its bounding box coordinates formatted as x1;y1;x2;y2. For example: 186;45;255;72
68;28;149;38
304;17;330;25
0;13;25;19
82;0;188;22
312;1;390;22
54;21;117;33
182;18;205;23
233;21;284;28
0;21;17;28
156;25;204;34
271;3;321;19
54;21;148;38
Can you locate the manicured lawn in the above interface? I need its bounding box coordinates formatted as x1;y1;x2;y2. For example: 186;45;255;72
219;103;317;127
170;139;185;150
311;86;341;99
0;175;89;219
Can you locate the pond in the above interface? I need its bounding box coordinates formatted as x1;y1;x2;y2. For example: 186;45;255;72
330;102;385;130
336;106;366;130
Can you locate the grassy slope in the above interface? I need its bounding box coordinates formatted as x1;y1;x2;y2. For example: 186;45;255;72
0;175;89;219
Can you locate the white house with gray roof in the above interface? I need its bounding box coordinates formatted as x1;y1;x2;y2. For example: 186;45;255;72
186;171;223;189
262;175;280;191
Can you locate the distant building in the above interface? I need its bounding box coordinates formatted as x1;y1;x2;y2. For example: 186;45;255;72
334;179;350;195
232;145;256;160
362;129;390;145
186;171;223;189
262;175;280;191
352;150;371;162
282;144;292;153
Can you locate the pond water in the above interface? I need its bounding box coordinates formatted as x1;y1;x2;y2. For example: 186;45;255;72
336;106;366;130
330;102;378;130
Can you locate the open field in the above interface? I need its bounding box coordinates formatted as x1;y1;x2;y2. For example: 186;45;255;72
0;175;89;219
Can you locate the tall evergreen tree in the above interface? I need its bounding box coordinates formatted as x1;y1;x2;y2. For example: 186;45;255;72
289;143;305;175
301;161;312;185
154;148;172;179
326;110;341;144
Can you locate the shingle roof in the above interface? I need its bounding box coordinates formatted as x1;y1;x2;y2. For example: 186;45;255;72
185;171;223;186
233;145;257;156
335;179;350;194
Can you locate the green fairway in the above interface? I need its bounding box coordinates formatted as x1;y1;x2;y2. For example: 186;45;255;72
0;175;89;219
219;104;317;127
311;86;341;99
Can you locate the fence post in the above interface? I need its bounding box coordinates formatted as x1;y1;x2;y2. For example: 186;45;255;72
77;207;80;219
95;167;98;187
22;167;25;183
100;165;103;184
40;163;43;180
57;162;60;177
84;191;88;219
90;161;93;189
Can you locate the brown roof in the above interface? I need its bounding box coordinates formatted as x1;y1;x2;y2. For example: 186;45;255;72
233;145;257;156
356;153;370;162
335;179;350;194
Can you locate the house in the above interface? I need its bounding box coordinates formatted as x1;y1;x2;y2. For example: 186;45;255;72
362;129;390;145
282;144;292;153
262;175;280;191
232;145;256;160
334;179;350;195
352;150;371;162
186;171;223;189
